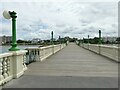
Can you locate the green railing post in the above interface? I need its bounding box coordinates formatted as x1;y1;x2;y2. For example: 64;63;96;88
9;11;20;51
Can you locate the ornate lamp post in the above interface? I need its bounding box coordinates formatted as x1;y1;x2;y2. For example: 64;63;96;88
99;30;102;44
65;38;68;46
83;37;84;43
3;10;20;51
59;36;61;44
51;31;54;45
78;39;81;46
88;35;89;44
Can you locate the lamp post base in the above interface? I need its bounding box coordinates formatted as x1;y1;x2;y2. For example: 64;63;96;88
9;47;20;51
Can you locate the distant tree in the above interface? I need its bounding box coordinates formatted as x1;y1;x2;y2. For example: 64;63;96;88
116;37;120;44
93;37;99;44
17;40;25;43
106;40;111;44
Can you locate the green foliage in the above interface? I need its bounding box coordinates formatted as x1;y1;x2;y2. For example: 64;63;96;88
79;37;104;44
116;37;120;44
17;40;32;44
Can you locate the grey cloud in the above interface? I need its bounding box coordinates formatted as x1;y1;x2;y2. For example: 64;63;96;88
0;1;118;40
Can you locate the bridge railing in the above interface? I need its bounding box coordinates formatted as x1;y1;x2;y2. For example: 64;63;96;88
79;44;119;62
25;44;66;64
0;50;27;85
0;44;66;85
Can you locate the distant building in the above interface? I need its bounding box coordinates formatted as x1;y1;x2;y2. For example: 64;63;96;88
0;36;12;44
102;37;117;42
31;38;41;43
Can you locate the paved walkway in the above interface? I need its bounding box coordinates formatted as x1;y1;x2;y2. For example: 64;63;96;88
3;43;118;88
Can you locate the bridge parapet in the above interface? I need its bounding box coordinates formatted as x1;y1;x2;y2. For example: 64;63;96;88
79;44;119;62
0;44;66;85
25;44;66;64
0;50;27;85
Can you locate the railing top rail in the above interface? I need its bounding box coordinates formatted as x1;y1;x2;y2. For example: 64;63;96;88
41;45;54;49
25;47;40;50
25;44;63;50
0;50;27;58
83;44;119;49
0;52;13;58
99;45;119;49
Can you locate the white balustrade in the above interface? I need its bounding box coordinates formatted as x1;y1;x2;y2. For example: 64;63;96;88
26;44;66;63
80;44;119;62
0;50;27;85
89;44;100;54
0;53;13;85
100;45;119;62
0;44;66;85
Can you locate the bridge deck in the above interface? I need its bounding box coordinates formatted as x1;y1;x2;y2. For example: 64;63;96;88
3;43;118;88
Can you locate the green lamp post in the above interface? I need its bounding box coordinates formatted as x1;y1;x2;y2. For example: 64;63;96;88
78;39;80;46
83;37;84;43
59;36;61;44
99;30;102;44
51;31;54;45
88;35;89;44
65;38;68;46
3;10;20;51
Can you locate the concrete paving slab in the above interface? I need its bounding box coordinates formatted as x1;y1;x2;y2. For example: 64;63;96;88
3;75;118;88
25;43;118;77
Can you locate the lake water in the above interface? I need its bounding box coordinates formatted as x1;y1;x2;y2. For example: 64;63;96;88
0;45;39;54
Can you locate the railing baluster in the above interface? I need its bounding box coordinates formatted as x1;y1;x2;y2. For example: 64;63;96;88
25;44;66;62
3;57;8;78
0;58;4;81
23;54;27;71
0;50;27;85
6;57;10;76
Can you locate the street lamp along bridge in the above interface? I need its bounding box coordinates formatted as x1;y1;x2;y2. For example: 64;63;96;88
3;10;20;51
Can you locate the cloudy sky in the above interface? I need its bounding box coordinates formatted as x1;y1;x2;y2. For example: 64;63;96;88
0;0;119;40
